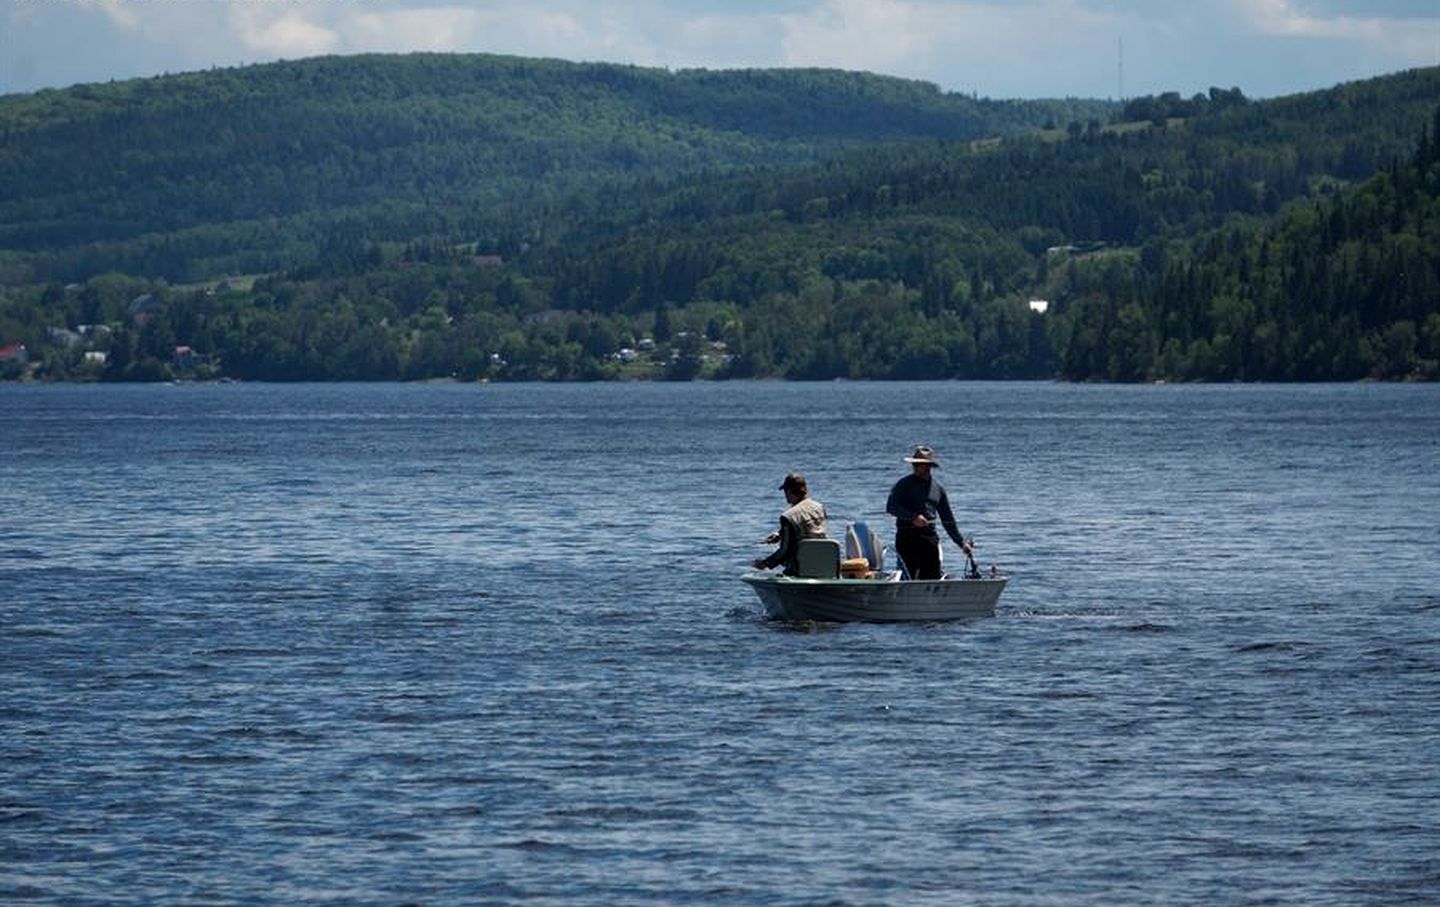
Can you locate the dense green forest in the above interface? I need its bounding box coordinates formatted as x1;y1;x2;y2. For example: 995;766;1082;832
1;55;1438;382
0;53;1105;284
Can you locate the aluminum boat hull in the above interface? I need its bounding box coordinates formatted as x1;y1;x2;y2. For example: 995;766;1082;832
742;572;1006;622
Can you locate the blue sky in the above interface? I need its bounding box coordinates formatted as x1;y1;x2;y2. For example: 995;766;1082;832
3;0;1438;99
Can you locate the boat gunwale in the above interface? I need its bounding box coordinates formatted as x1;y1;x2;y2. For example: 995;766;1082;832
740;572;1007;588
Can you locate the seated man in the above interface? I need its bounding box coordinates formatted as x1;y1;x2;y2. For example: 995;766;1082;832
752;472;828;575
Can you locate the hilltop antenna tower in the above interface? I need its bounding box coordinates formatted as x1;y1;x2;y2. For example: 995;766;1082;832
1117;37;1125;101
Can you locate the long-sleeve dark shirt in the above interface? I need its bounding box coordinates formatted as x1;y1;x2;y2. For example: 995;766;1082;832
886;474;964;546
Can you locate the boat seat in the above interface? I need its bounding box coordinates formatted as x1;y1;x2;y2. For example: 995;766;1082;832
795;538;841;579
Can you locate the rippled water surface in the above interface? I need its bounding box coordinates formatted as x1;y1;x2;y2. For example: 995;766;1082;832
3;382;1438;904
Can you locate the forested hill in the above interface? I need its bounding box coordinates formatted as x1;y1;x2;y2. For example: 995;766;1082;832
0;53;1108;284
1;59;1438;383
500;68;1440;381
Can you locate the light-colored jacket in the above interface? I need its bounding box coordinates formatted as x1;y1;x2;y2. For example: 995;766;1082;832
784;496;828;541
760;496;828;573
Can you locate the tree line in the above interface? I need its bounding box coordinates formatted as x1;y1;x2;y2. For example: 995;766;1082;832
1;58;1438;382
0;53;1107;285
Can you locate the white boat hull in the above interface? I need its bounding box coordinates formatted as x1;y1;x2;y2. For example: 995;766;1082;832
741;572;1006;622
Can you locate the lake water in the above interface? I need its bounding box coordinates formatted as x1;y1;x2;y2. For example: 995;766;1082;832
2;381;1438;905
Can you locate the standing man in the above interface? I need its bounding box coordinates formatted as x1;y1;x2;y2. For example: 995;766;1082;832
886;445;972;580
752;472;828;575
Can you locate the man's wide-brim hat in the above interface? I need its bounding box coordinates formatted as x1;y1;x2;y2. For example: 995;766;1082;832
904;445;939;466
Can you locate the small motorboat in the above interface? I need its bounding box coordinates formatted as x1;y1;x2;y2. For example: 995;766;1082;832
741;525;1006;623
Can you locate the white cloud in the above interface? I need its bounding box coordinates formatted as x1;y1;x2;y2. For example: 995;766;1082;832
1230;0;1440;52
338;5;598;59
93;0;142;32
230;7;341;58
321;3;785;72
778;0;929;73
1237;0;1387;40
347;7;487;53
772;0;1128;94
1225;0;1440;79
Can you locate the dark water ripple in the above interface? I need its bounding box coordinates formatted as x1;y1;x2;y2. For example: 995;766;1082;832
3;382;1439;904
